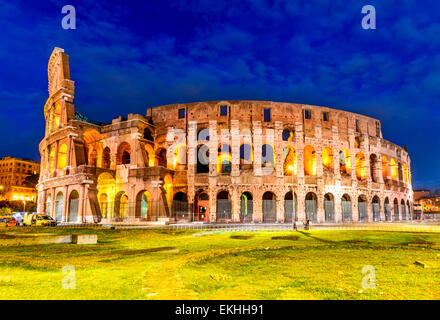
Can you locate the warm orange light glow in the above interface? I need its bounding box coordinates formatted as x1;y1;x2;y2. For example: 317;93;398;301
382;155;388;178
322;147;334;170
390;158;397;180
48;146;55;172
403;163;408;183
283;146;297;175
304;145;316;176
58;143;67;170
339;149;351;174
355;152;367;181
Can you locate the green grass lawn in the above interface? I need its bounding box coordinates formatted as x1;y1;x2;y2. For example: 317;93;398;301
0;226;439;300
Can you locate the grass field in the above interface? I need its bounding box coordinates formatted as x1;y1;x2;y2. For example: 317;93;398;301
0;226;439;300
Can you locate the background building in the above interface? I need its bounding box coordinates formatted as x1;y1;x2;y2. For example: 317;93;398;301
37;48;414;224
0;156;40;204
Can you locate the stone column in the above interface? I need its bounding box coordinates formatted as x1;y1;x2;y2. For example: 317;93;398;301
78;184;86;223
62;185;68;222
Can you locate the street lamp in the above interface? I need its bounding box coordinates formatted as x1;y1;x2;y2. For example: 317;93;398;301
288;165;297;230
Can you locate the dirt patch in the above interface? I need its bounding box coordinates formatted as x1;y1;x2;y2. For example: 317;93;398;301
230;235;253;240
271;235;299;241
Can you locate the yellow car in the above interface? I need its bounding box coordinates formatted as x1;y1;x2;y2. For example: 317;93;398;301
23;214;57;227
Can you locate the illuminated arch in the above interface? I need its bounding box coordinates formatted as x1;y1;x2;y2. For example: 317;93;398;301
339;149;351;175
48;145;55;173
322;147;334;170
53;104;61;129
101;147;111;169
403;163;408;183
217;144;231;173
390;158;397;180
382;155;389;178
355;152;367;181
57;143;67;170
304;145;316;176
283;146;297;175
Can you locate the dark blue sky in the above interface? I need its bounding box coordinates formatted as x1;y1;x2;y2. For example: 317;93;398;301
0;0;439;189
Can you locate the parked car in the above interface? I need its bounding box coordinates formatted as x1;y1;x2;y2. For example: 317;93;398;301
22;214;57;227
0;217;18;227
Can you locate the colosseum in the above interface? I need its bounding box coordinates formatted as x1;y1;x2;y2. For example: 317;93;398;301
37;48;414;224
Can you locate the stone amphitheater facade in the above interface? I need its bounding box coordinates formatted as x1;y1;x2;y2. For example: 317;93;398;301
37;48;414;224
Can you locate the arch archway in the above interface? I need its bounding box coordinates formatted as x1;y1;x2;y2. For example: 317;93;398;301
384;197;391;221
55;192;64;222
196;145;209;173
172;192;189;221
101;147;111;169
341;194;352;222
217;191;232;221
135;191;151;220
322;147;334;171
370;154;378;182
407;200;411;220
358;195;368;222
305;192;318;222
240;192;253;222
240;144;253;169
68;190;79;223
324;193;335;222
304;146;316;176
339;149;351;175
390;158;397;180
401;199;407;220
217;144;232;174
115;192;129;220
283;146;297;176
262;144;275;168
356;153;367;181
372;196;381;221
263;191;276;223
117;142;131;165
58;144;67;171
393;198;399;220
284;191;297;223
99;193;108;219
195;191;209;222
155;148;167;167
46;194;52;216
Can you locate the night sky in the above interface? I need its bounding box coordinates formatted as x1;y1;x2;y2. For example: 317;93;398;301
0;0;439;189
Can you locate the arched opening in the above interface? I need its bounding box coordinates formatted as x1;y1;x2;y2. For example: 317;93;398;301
390;158;397;180
155;148;167;167
355;152;367;181
134;191;151;220
197;145;209;173
48;146;55;173
117;142;131;165
407;200;411;220
143;127;154;141
240;192;253;222
216;191;232;221
341;194;352;222
372;196;380;221
305;192;317;222
403;163;409;183
384;197;391;221
401;199;406;220
171;144;187;170
58;144;67;171
284;191;297;223
339;149;351;175
358;195;368;222
283;146;297;176
198;128;210;141
322;147;334;171
68;190;79;223
99;193;108;219
262;144;275;168
53;104;61;129
115;192;129;220
382;156;389;179
393;198;399;220
398;163;403;181
89;148;98;167
55;192;63;222
263;191;276;223
324;193;335;222
195;191;209;222
217;144;232;174
370;154;378;182
240;144;253;169
46;194;52;216
304;145;316;176
101;147;111;169
172;192;189;221
282;129;294;142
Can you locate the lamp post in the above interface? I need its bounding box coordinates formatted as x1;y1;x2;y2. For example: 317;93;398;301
288;165;297;230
